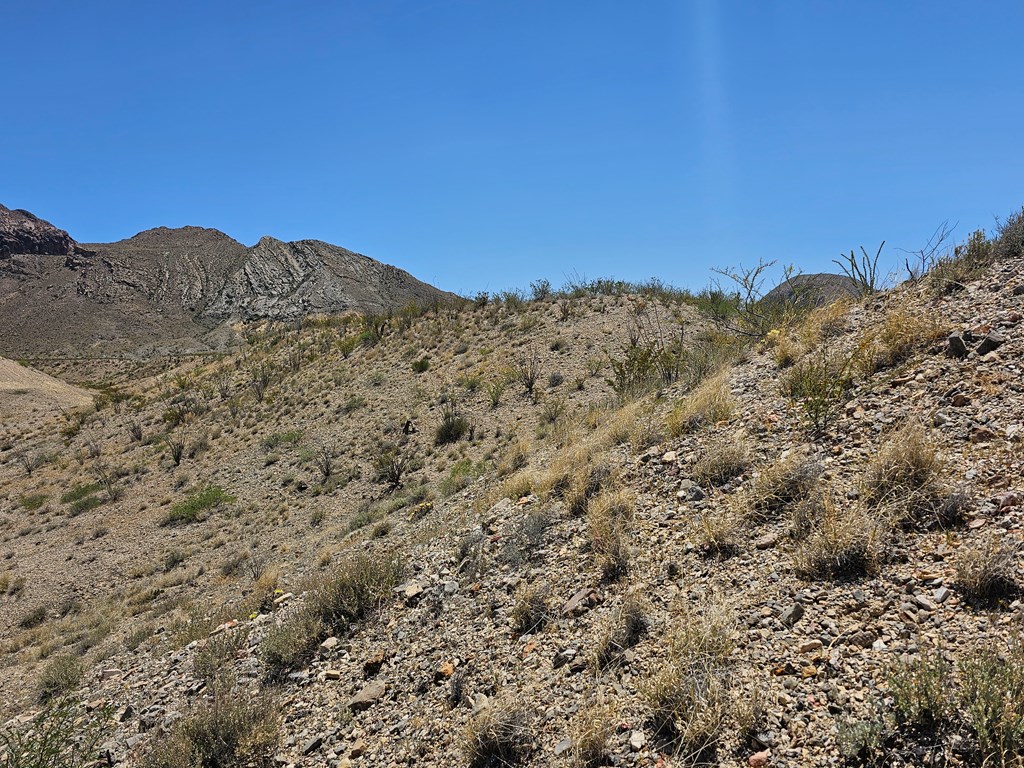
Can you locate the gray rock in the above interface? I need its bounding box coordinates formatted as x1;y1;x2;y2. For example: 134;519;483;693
977;331;1006;355
947;334;969;359
347;680;386;712
779;603;805;626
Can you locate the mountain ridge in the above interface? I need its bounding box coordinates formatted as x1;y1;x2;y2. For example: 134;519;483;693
0;206;454;356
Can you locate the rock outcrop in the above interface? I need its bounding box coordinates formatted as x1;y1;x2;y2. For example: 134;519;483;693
0;205;454;356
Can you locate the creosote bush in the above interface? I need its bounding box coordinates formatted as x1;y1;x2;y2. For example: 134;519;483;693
0;696;110;768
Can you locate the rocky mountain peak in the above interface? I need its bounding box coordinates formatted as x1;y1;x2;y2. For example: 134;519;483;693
0;204;81;258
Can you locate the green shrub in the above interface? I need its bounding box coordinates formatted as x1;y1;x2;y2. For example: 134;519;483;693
889;650;953;731
960;642;1024;763
411;357;430;373
0;696;110;768
260;429;303;451
438;458;488;497
161;486;236;526
781;346;853;437
19;494;48;511
59;483;101;504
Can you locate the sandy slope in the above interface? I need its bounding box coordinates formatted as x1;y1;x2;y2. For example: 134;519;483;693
0;356;91;421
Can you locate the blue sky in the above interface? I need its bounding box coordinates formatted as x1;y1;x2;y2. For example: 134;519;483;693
3;1;1022;296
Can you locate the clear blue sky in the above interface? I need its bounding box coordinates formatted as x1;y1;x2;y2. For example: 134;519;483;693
3;1;1022;296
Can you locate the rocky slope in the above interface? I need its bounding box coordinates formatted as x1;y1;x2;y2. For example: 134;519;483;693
1;213;1023;768
0;205;454;357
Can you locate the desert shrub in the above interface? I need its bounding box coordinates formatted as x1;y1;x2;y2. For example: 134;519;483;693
18;605;47;629
37;654;84;702
435;404;469;445
642;606;735;760
260;429;303;451
889;649;953;732
161;486;235;526
540;397;565;424
485;378;507;409
261;553;403;676
959;641;1024;763
834;242;886;295
793;498;881;580
372;443;415;487
411;357;430;373
510;582;549;635
592;594;648;669
68;496;102;517
665;370;733;436
462;701;532;768
692;434;750;487
993;206;1024;261
744;455;821;523
140;683;279;768
781;346;853;437
193;629;250;685
927;229;992;294
837;709;891;766
514;354;541;400
59;483;101;504
954;537;1020;606
0;696;110;768
19;494;48;511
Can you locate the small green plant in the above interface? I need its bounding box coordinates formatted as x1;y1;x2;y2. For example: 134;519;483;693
781;345;853;437
889;649;953;732
161;486;235;526
0;696;110;768
59;483;102;504
834;242;885;295
19;494;48;511
411;357;430;373
261;429;303;451
959;641;1024;763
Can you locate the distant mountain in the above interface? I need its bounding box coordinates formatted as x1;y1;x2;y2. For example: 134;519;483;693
0;205;455;356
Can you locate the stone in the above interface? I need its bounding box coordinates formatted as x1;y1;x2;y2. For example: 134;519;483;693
662;451;678;463
951;393;971;407
748;750;771;767
470;693;490;715
347;680;386;711
934;586;951;604
797;639;823;654
350;739;367;758
325;669;342;681
629;731;646;751
301;736;323;755
319;636;340;654
977;331;1006;355
554;738;573;756
947;334;969;359
562;587;599;616
363;650;387;677
779;603;804;626
272;592;294;606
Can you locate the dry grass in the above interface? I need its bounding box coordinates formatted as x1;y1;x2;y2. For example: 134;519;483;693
694;509;741;558
462;700;532;768
570;700;617;768
954;537;1020;606
587;487;634;580
665;369;733;436
793;497;882;580
861;422;960;528
592;593;648;669
854;309;946;376
642;605;735;760
743;454;821;524
692;433;750;487
510;581;550;636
